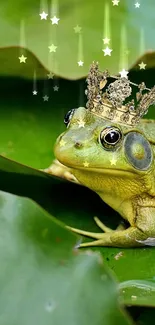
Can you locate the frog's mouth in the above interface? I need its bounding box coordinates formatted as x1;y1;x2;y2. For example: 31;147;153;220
61;161;139;178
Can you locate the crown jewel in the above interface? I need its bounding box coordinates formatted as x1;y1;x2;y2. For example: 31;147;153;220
85;62;155;126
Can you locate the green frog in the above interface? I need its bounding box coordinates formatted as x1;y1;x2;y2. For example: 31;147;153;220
46;106;155;248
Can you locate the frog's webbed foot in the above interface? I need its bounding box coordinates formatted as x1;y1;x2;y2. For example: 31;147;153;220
66;216;148;248
42;159;79;184
67;217;127;247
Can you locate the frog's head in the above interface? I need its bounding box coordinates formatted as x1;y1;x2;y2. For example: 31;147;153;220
54;107;154;193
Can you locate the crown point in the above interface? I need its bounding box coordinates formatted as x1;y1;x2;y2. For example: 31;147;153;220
85;62;155;127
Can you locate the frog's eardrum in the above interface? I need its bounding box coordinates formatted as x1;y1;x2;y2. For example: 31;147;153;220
124;132;153;171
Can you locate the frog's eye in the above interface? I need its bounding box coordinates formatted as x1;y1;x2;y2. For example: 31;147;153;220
64;109;75;127
124;132;153;170
99;127;122;150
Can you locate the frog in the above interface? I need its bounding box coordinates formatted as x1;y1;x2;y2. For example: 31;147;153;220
46;106;155;248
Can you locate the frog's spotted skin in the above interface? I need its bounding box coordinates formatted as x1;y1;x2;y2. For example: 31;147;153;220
53;107;155;248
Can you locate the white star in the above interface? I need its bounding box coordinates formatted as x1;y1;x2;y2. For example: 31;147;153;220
83;161;89;167
77;120;85;128
33;90;37;95
103;37;110;44
139;62;146;70
50;16;60;25
125;49;130;56
47;72;54;79
19;55;27;63
78;60;84;66
74;25;82;33
135;2;140;8
110;156;117;166
53;85;59;91
48;44;57;52
39;11;48;20
43;95;49;101
119;69;129;78
112;0;120;5
102;46;113;56
59;139;66;147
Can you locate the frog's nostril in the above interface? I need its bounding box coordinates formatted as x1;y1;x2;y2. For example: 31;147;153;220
74;141;82;148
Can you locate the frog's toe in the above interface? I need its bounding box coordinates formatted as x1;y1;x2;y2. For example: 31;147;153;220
79;236;111;248
94;216;114;233
94;217;126;232
66;225;104;239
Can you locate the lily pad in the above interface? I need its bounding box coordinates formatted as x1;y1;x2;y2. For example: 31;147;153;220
1;0;155;79
1;155;155;308
0;190;133;325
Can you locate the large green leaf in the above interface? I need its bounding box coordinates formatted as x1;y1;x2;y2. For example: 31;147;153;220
1;0;155;79
1;155;155;308
0;190;133;325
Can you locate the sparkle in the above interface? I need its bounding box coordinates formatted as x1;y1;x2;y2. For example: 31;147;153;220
39;11;48;20
53;85;59;91
59;139;66;147
50;16;60;25
83;161;89;167
19;54;27;63
125;49;130;56
110;156;117;166
74;25;82;33
33;90;37;95
48;44;57;53
43;95;49;101
135;2;140;8
47;72;54;79
112;0;120;5
102;46;113;56
77;120;85;128
103;37;110;45
78;60;84;66
139;61;146;70
119;68;129;78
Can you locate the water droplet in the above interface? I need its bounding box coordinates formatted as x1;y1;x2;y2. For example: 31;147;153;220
42;228;48;238
45;300;57;313
74;238;82;249
101;274;107;281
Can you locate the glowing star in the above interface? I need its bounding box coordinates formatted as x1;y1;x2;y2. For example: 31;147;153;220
110;156;117;166
59;139;66;147
135;2;140;8
33;90;37;95
119;69;129;78
53;85;59;91
19;55;27;63
78;60;84;66
102;46;113;56
74;25;82;33
39;11;48;20
103;37;110;45
139;62;146;70
47;72;54;79
125;50;130;55
48;44;57;52
112;0;120;5
77;120;85;128
50;16;60;25
43;95;49;101
83;161;89;167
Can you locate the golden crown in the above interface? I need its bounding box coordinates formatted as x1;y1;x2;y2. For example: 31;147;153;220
85;61;155;126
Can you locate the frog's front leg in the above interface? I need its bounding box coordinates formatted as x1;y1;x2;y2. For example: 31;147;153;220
67;203;155;248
